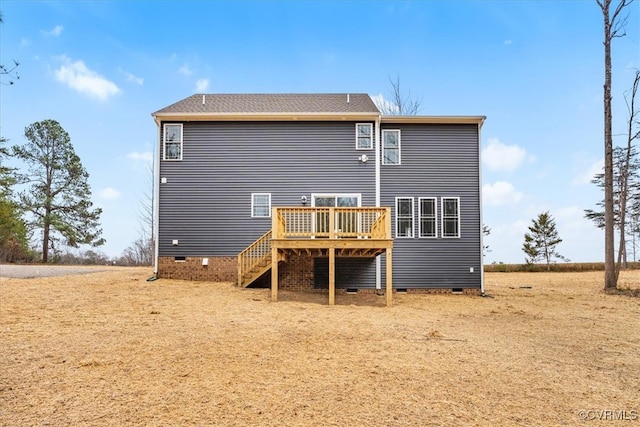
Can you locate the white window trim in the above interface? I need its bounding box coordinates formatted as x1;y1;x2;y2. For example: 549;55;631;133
418;197;438;238
441;197;461;238
163;123;183;161
395;197;414;238
382;129;401;165
251;193;271;218
355;123;373;150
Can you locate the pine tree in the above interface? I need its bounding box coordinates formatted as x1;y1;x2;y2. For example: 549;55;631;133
13;119;105;262
0;136;16;197
522;212;566;270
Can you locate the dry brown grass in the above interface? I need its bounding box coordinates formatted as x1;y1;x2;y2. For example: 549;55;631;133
1;268;639;426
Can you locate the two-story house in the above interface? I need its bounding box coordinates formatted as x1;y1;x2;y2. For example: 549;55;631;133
152;93;485;305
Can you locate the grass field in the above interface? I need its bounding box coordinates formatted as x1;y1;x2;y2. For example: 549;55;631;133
1;268;639;426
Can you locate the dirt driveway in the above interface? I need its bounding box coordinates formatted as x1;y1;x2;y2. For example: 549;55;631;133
0;264;108;279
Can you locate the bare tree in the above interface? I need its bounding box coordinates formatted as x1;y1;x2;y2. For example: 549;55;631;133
375;76;422;115
118;237;152;266
119;159;154;265
596;0;634;290
585;144;640;267
136;161;154;265
615;70;640;276
482;224;491;257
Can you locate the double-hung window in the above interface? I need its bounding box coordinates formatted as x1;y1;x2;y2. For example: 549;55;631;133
356;123;373;150
441;197;460;238
395;197;414;238
163;124;183;161
382;130;401;165
251;193;271;218
419;197;437;238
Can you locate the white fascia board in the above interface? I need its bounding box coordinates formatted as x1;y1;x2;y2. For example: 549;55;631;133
381;115;486;128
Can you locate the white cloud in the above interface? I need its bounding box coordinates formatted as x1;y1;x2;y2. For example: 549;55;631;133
482;138;528;172
572;158;603;185
99;187;121;200
20;38;31;48
126;151;153;164
54;56;121;101
503;39;513;45
119;68;144;85
483;181;523;206
551;206;602;263
196;78;209;92
42;25;64;37
178;63;193;76
484;219;529;264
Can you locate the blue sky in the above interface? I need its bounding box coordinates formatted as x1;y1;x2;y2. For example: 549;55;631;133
1;0;638;263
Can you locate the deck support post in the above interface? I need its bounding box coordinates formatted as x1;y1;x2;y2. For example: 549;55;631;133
386;248;393;307
329;247;335;306
271;247;279;302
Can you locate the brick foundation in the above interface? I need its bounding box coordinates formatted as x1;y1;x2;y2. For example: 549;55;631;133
157;255;482;296
157;256;236;282
279;255;315;291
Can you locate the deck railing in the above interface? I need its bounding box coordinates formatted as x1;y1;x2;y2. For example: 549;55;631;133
273;207;391;240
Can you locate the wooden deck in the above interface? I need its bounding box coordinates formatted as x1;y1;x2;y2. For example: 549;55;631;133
238;207;394;306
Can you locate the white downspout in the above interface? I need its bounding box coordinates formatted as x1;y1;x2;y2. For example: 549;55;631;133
375;114;382;290
153;119;161;274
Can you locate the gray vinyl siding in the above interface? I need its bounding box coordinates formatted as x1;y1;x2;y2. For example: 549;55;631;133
313;258;376;289
158;120;377;285
380;124;481;289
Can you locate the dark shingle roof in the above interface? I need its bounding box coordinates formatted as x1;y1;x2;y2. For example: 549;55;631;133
153;93;380;115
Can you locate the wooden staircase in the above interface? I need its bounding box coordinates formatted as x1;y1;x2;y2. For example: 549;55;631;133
237;230;285;288
238;207;394;304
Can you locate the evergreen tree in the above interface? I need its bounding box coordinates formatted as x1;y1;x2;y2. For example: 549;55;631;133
0;137;29;261
13;119;105;262
522;212;566;270
0;197;30;262
0;136;16;197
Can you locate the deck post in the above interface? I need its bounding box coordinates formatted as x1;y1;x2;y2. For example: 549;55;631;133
386;248;393;307
329;247;335;306
271;247;279;302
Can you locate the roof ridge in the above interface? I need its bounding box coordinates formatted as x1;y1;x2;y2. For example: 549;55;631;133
154;93;380;116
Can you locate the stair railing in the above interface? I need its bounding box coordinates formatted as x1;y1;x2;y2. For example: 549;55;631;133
237;230;272;287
